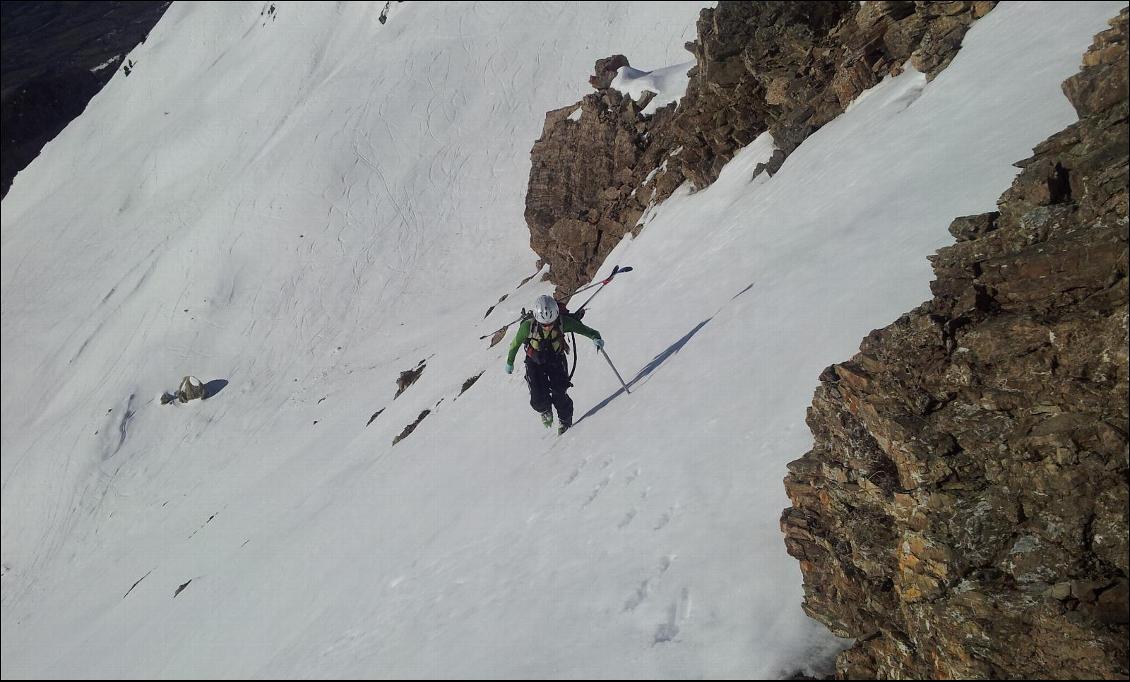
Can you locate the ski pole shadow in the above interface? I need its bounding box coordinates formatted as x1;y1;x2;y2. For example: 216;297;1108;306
731;281;755;300
574;317;712;427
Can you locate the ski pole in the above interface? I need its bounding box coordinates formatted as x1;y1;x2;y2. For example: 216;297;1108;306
599;348;630;394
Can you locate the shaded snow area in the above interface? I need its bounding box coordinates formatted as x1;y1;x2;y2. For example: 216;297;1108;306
610;61;696;115
2;1;1124;679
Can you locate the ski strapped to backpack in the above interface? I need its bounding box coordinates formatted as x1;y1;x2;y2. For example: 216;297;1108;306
480;264;633;341
504;264;632;381
569;265;633;313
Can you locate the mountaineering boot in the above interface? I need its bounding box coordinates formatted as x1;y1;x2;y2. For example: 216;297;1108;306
540;410;554;428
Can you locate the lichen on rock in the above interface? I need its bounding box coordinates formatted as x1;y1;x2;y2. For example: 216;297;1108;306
781;9;1129;678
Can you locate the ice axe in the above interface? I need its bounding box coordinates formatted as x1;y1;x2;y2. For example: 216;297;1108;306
599;347;630;394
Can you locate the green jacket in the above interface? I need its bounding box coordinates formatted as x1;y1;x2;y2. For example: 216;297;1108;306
507;316;602;365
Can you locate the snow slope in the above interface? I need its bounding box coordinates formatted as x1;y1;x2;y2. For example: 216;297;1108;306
2;1;1123;678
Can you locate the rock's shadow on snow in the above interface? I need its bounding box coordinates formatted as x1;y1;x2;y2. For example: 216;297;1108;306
204;379;229;398
575;318;712;427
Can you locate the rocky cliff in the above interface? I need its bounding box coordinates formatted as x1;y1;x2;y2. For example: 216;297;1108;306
525;1;995;295
781;8;1128;679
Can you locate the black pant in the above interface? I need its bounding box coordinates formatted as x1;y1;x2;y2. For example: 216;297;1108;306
525;354;573;426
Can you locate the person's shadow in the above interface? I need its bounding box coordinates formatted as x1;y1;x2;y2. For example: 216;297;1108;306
572;281;754;428
574;318;711;427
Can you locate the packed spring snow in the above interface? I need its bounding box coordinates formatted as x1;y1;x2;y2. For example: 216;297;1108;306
2;1;1124;678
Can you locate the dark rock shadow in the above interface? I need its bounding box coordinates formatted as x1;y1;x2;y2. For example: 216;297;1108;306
574;318;712;427
203;379;229;399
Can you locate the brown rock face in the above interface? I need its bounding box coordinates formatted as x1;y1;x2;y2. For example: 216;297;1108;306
525;1;995;295
676;1;852;183
525;81;682;296
394;360;426;399
782;9;1129;679
678;0;993;180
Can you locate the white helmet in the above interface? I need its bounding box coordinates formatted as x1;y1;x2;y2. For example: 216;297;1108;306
533;295;560;324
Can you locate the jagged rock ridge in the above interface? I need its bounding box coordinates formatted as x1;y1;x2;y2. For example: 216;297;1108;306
781;9;1128;678
525;0;995;295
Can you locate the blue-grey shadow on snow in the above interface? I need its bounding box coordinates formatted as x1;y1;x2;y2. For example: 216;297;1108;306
204;379;229;399
731;281;755;300
573;318;712;427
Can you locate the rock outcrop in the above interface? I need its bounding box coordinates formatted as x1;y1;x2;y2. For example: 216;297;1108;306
161;375;208;404
394;360;426;399
392;409;431;446
525;63;682;295
525;1;996;294
781;9;1128;679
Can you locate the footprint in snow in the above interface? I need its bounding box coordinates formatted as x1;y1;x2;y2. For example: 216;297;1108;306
652;587;691;645
617;509;637;529
621;556;676;613
653;502;679;530
624;467;641;485
582;476;611;508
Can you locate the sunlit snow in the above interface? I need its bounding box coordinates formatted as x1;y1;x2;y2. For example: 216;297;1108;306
610;61;696;115
2;1;1123;678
